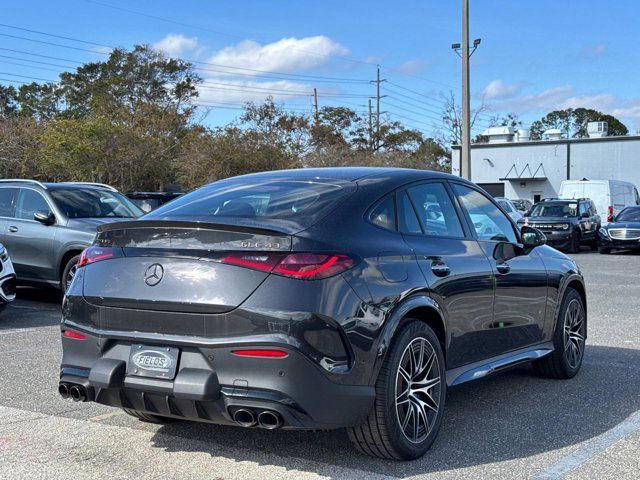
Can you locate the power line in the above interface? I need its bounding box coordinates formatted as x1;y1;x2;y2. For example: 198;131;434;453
0;24;369;84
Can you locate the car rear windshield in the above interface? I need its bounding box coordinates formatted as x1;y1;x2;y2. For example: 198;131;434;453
145;179;354;232
49;188;143;219
530;202;578;218
616;208;640;222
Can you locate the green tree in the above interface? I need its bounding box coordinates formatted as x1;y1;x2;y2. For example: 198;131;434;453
530;108;628;139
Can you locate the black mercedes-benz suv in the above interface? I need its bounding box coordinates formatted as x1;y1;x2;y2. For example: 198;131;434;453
518;198;600;253
59;168;587;460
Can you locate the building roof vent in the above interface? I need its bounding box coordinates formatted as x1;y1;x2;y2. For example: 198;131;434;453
516;128;530;142
543;128;564;140
481;126;515;143
587;121;608;138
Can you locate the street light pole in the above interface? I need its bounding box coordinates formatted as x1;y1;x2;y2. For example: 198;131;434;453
461;0;471;180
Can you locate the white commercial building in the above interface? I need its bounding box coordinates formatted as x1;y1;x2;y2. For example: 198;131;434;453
451;123;640;203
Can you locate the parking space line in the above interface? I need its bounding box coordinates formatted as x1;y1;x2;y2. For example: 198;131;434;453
530;409;640;479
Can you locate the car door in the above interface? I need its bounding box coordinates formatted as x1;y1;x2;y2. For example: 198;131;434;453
397;181;496;368
451;182;548;356
0;187;18;248
578;201;598;240
3;188;57;282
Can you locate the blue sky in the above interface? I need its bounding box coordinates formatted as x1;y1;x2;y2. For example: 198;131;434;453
3;0;640;136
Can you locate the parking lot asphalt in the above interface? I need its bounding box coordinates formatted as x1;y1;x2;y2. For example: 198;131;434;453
0;251;638;479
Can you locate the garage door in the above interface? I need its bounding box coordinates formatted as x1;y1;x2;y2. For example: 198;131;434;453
477;183;505;198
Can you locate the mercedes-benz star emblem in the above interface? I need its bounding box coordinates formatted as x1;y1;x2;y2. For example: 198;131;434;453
144;263;164;286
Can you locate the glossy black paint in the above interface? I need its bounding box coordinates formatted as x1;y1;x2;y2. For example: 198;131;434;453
60;167;586;430
598;208;640;251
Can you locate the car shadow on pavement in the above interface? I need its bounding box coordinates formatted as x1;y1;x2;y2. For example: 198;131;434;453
149;345;640;477
0;287;62;330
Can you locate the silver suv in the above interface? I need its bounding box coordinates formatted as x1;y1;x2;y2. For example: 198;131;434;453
0;180;143;290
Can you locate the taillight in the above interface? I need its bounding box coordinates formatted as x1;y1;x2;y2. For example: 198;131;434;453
219;252;355;280
274;253;353;279
63;330;86;340
232;349;288;358
77;246;123;268
221;253;284;272
607;205;614;222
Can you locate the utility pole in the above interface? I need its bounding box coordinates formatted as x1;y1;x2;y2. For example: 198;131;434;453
368;99;373;150
452;0;480;180
312;87;319;122
461;0;471;180
371;65;386;151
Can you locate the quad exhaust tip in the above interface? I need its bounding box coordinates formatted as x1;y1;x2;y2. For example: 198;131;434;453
257;410;282;430
58;382;70;399
69;385;87;402
233;408;257;427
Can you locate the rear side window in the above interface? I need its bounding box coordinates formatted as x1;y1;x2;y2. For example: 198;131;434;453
369;195;396;231
406;183;464;238
148;180;353;232
0;187;17;217
398;192;422;234
16;189;49;220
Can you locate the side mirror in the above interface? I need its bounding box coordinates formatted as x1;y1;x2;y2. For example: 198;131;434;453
521;225;546;248
34;209;55;225
581;211;589;219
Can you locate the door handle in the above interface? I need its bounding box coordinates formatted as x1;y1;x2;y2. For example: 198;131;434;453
496;262;511;274
430;262;451;277
8;226;18;233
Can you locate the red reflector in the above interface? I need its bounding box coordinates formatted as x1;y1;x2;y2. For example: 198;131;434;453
78;246;122;268
232;349;288;358
63;330;86;340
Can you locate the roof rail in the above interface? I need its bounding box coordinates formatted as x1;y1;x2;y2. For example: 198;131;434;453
0;179;47;189
63;182;118;192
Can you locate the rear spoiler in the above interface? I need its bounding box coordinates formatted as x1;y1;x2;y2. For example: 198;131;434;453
97;220;289;237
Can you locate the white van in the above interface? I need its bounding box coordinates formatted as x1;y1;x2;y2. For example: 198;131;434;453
559;179;640;224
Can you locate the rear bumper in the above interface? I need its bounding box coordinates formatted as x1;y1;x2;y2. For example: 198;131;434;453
59;327;374;430
0;257;17;304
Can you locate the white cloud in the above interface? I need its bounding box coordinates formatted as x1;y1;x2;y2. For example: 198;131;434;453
580;43;607;58
151;34;349;105
486;85;640;131
154;34;201;58
395;59;428;76
488;85;574;112
207;36;348;74
480;80;524;100
198;78;314;104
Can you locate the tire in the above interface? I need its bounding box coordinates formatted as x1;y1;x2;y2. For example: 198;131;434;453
567;231;581;254
61;254;80;292
532;288;586;379
598;247;611;254
589;238;599;251
122;408;174;424
347;320;446;460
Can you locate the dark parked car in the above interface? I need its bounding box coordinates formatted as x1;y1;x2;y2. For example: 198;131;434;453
598;206;640;254
0;180;143;290
127;192;184;213
518;198;600;253
59;168;587;460
511;198;533;214
0;242;16;312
